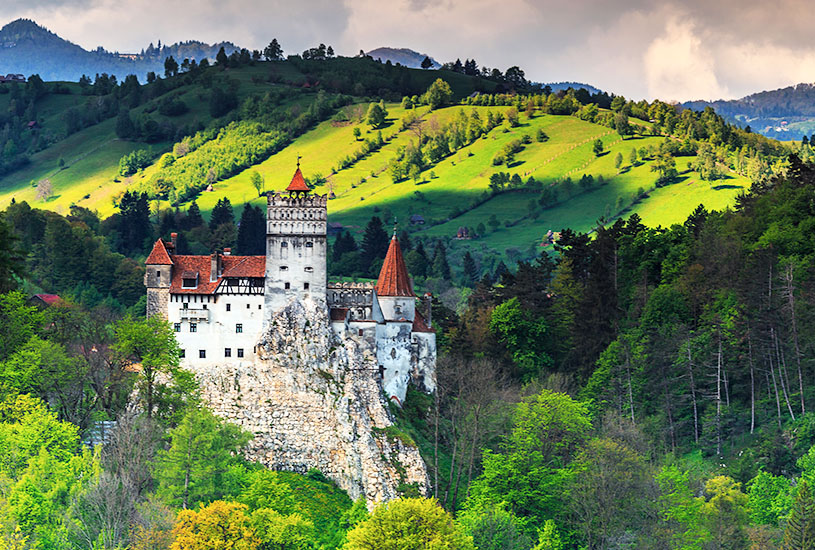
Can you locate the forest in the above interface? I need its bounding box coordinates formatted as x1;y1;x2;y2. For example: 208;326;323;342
3;41;815;550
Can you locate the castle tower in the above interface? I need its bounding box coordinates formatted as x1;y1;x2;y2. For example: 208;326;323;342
144;234;175;319
264;164;328;313
375;231;416;322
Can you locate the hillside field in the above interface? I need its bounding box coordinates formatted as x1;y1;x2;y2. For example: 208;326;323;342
0;61;749;262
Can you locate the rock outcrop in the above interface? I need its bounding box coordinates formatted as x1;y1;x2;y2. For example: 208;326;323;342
193;298;430;503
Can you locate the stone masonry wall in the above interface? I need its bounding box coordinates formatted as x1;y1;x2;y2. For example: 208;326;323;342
192;298;430;504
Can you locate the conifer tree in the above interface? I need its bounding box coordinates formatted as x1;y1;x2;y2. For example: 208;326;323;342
360;216;389;276
783;480;815;550
236;205;265;255
431;243;451;280
185;201;204;229
462;251;478;285
209;198;234;230
405;241;429;278
332;230;357;262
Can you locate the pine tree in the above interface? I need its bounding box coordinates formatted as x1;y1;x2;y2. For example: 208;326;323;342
236;205;265;255
0;214;24;292
332;231;357;262
360;217;389;276
209;197;234;230
462;251;478;285
405;241;429;278
399;230;412;251
783;480;815;550
431;243;451;279
185;201;204;229
115;109;136;139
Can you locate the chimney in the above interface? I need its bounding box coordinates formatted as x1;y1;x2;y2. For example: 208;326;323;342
210;252;221;282
223;247;231;256
170;232;178;253
424;292;432;328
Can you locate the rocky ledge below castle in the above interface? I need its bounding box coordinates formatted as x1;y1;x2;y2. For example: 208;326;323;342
191;298;430;504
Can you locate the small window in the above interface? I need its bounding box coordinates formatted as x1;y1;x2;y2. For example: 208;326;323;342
304;282;310;290
156;270;161;278
258;304;261;310
224;348;232;358
190;323;197;333
202;304;207;310
183;303;189;309
174;323;180;332
246;303;250;309
358;329;363;336
180;349;185;358
304;267;313;272
182;278;197;289
199;350;206;359
236;323;243;333
284;282;290;290
237;348;244;358
306;242;313;248
280;266;288;271
226;303;231;312
281;242;288;248
391;348;397;359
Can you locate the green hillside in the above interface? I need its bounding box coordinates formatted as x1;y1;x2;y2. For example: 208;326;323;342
0;58;771;265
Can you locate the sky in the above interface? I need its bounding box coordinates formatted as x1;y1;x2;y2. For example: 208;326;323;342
1;0;814;101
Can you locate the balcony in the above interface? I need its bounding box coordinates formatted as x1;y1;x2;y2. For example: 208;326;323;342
180;308;209;322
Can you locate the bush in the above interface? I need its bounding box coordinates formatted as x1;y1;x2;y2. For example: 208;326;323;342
119;149;152;176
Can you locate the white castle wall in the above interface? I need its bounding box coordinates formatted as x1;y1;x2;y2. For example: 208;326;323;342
168;293;265;368
265;193;327;313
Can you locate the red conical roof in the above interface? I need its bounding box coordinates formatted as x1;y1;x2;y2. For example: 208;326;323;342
146;239;173;265
286;167;310;192
375;234;413;297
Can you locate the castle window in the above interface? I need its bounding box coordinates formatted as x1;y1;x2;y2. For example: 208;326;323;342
305;267;313;272
199;350;206;359
202;304;207;310
237;348;244;358
224;348;232;358
246;303;250;309
174;323;180;332
190;323;197;333
284;282;290;290
306;242;313;248
156;270;161;278
391;348;397;359
304;282;310;290
180;349;185;358
358;329;363;336
236;324;243;333
280;266;288;271
281;242;288;248
226;304;231;311
183;303;188;309
258;304;262;310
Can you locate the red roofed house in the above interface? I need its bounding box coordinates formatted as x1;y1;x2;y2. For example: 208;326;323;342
145;164;436;404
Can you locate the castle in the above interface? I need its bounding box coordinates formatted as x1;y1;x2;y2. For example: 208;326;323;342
144;165;436;405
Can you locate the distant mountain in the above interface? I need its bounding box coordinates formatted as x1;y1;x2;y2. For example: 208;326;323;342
365;47;440;69
683;83;815;140
542;81;603;95
0;18;240;82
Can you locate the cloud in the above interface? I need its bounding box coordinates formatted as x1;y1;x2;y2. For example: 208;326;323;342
1;0;815;100
643;17;729;101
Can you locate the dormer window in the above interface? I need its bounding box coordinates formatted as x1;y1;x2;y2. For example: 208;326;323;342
181;270;199;289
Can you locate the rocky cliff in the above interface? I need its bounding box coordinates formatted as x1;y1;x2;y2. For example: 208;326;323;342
192;298;430;503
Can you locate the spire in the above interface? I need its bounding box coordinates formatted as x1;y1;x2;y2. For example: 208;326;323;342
145;238;173;265
285;157;310;193
375;233;413;297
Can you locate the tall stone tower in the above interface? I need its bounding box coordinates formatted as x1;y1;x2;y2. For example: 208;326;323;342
264;164;328;313
144;234;175;318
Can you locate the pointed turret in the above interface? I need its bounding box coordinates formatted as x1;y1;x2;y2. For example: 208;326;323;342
146;238;173;265
375;233;413;297
285;157;310;194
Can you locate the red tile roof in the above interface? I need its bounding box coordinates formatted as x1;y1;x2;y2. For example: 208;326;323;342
146;239;173;265
412;311;434;333
286;167;310;192
169;254;266;294
33;294;61;306
375;234;413;297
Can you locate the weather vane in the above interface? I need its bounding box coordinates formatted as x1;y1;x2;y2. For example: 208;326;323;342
296;154;301;168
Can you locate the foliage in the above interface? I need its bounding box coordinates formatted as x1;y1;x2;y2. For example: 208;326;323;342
344;498;474;550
